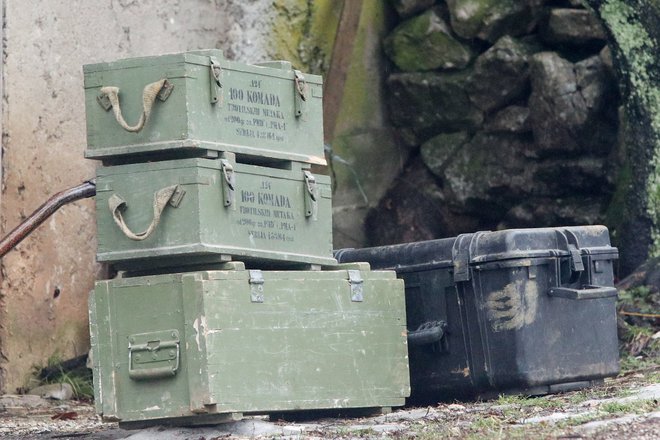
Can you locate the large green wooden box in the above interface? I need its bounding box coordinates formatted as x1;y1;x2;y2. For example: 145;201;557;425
84;49;325;165
89;263;410;427
95;157;335;271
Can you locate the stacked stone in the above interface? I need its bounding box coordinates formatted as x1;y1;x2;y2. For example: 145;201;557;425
369;0;619;245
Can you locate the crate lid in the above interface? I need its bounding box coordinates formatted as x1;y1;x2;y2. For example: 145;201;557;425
335;226;618;274
334;237;457;273
468;226;617;264
83;49;322;84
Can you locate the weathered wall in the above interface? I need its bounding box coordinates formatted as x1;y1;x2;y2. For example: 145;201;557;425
0;0;388;393
329;2;404;249
0;0;293;393
585;0;660;275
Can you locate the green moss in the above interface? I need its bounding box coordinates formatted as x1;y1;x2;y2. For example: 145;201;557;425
448;0;496;38
271;1;390;140
334;1;390;133
600;0;660;255
605;159;632;243
383;10;472;71
421;132;470;177
270;0;340;74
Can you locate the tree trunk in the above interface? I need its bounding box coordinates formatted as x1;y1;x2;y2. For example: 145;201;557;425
585;0;660;275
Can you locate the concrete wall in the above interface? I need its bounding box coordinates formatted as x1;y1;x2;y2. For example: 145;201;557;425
0;0;394;392
0;0;284;393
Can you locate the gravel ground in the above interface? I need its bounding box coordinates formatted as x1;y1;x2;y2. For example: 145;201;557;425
0;366;658;439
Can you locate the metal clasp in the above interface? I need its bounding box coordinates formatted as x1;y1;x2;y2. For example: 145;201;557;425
210;57;223;105
303;170;317;219
157;79;175;101
348;270;363;302
220;159;235;207
169;186;186;208
293;70;307;117
249;270;265;303
568;244;585;272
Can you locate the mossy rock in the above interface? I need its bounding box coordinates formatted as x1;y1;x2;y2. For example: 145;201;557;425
387;70;483;142
446;0;537;42
540;8;607;46
384;8;473;71
388;0;435;19
468;35;539;112
425;131;536;215
364;157;480;246
484;106;531;133
420;131;471;178
500;196;608;230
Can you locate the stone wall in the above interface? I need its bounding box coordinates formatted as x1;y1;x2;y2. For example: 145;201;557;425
368;0;622;246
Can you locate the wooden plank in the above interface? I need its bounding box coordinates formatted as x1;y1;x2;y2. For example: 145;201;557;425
323;0;364;143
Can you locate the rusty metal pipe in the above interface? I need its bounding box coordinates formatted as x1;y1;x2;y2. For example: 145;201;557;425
0;180;96;259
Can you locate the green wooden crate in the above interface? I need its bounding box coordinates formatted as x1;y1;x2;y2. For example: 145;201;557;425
89;263;410;427
84;50;325;165
95;156;335;271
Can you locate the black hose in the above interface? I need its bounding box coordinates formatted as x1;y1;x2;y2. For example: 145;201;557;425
0;180;96;259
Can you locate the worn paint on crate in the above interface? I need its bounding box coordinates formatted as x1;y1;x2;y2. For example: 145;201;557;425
94;157;335;270
485;279;538;332
83;50;325;164
89;266;410;425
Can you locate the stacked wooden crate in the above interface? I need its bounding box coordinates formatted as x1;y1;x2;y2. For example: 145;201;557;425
84;50;409;428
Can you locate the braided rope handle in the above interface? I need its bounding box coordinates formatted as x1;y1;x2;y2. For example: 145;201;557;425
108;185;180;241
98;79;167;133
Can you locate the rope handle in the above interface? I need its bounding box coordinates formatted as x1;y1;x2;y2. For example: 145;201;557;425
108;185;182;241
98;79;169;133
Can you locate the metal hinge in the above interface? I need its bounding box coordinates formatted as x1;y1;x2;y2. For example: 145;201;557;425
348;270;363;302
210;56;223;105
303;170;317;219
249;270;264;303
220;159;235;207
293;69;307;117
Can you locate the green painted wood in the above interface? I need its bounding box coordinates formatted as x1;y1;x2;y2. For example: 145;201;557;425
84;49;325;165
95;157;335;270
90;266;409;424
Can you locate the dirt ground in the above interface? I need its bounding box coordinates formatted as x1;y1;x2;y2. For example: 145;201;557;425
0;363;658;440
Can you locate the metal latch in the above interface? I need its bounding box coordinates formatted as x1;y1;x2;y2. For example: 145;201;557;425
249;269;264;303
220;159;235;207
348;270;363;302
210;56;223;105
303;171;317;219
128;330;180;381
169;185;186;208
293;70;307;117
158;80;175;102
452;234;472;283
568;244;585;272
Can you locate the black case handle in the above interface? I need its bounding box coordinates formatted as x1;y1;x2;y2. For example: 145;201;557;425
549;285;617;300
408;320;448;346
